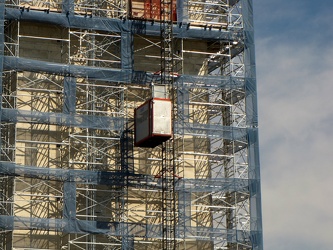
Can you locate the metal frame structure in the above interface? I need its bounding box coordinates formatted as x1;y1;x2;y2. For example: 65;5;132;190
0;0;263;249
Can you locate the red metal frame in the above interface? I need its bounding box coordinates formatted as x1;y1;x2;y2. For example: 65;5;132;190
130;0;177;21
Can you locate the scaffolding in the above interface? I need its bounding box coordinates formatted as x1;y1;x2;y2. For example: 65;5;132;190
0;0;263;249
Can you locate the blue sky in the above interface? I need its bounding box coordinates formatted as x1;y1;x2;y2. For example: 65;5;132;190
253;0;333;249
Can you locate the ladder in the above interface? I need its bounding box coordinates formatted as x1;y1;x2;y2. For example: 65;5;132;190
160;140;176;250
160;0;177;249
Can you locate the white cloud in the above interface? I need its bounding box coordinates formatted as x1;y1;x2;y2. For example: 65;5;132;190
256;34;333;249
252;1;333;248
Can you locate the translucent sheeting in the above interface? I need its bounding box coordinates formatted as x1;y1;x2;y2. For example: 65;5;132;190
0;215;257;243
0;161;252;192
63;76;76;114
5;8;242;41
1;108;123;130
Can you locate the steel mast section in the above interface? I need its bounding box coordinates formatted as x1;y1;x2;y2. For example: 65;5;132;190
160;0;177;249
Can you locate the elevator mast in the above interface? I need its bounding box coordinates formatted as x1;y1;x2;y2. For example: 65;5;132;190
160;0;177;249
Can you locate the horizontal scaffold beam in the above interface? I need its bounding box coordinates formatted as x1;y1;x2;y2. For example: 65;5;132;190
5;8;242;41
0;108;252;141
176;122;248;142
3;56;144;84
0;215;257;245
0;161;143;185
3;56;250;89
0;161;252;193
1;108;123;130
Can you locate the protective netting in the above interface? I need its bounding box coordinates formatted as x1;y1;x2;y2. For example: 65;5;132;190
1;108;123;130
0;161;253;191
0;214;255;242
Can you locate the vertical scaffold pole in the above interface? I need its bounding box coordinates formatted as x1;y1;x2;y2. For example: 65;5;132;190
0;0;5;248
